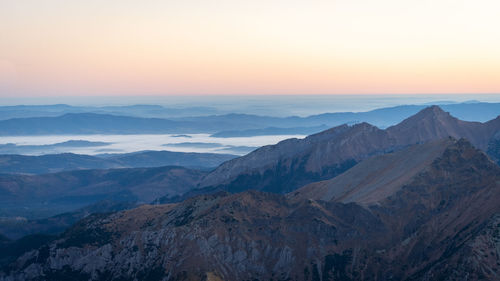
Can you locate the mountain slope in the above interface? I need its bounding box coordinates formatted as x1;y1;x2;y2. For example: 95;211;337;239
0;166;207;219
199;122;392;194
0;151;237;175
3;139;499;280
190;106;500;198
386;106;490;149
289;139;453;205
0;201;137;239
107;150;237;170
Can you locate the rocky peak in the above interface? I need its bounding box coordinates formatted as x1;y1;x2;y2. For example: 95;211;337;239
385;106;484;146
388;105;454;130
417;105;448;116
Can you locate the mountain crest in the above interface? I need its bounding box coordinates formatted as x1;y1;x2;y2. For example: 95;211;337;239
191;105;498;197
386;105;484;146
391;105;455;127
418;105;448;116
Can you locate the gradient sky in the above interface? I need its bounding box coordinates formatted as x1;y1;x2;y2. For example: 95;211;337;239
1;0;499;96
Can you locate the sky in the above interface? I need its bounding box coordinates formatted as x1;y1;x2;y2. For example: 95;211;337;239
1;0;500;97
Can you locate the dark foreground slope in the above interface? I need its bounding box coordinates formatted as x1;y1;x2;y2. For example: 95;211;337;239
170;106;499;201
2;139;499;280
0;201;137;239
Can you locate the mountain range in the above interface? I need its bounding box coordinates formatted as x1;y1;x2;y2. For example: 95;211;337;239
173;106;499;201
0;166;207;220
2;106;498;227
0;104;218;120
0;150;237;174
1;105;500;280
2;138;498;280
1;102;500;136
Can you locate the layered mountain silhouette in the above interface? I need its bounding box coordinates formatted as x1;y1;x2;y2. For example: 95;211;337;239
0;166;207;220
1;102;500;135
183;106;500;200
0;201;137;240
0;151;237;175
2;138;499;280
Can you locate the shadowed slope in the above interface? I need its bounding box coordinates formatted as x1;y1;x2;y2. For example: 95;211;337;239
0;166;207;219
289;139;453;205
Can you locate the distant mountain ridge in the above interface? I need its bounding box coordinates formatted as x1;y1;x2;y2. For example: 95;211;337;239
1;102;500;136
0;104;218;120
0;150;237;174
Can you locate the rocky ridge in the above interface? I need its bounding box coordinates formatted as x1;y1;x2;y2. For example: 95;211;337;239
177;106;500;199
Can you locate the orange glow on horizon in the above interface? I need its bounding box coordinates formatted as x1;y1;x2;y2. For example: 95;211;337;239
1;0;499;96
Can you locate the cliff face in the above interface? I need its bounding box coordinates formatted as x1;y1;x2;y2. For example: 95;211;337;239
190;106;500;198
3;139;499;281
